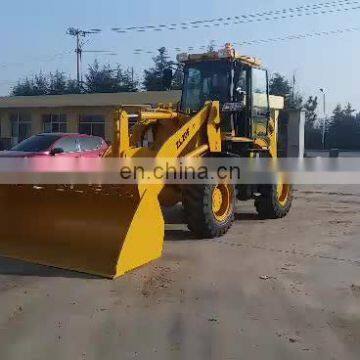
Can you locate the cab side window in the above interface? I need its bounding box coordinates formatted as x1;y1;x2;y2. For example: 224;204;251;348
252;69;267;93
235;69;247;97
251;69;269;137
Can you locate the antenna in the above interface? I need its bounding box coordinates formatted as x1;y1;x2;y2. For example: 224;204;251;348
67;27;102;87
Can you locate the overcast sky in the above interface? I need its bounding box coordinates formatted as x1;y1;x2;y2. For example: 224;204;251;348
0;0;359;113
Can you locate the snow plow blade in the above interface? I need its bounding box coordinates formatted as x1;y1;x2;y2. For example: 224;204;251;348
0;184;164;278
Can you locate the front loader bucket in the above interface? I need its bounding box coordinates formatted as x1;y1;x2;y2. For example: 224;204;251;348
0;184;164;278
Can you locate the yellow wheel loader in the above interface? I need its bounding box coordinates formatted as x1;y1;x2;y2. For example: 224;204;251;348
0;44;292;278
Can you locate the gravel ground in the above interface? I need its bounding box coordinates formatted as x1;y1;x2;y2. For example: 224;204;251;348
0;185;359;360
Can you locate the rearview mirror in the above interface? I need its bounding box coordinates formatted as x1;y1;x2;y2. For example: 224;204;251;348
235;87;247;106
50;147;64;156
235;87;246;95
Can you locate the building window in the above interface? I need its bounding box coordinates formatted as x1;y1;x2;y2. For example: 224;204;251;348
10;113;32;144
43;114;67;133
79;115;105;138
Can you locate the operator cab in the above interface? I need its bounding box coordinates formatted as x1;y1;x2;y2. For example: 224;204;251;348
178;44;270;141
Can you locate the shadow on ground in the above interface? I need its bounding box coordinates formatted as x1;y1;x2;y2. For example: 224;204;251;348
0;256;99;279
0;206;261;277
165;229;193;241
163;202;261;241
234;213;261;221
164;203;260;223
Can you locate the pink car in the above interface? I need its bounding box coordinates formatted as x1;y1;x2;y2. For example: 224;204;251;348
0;133;108;158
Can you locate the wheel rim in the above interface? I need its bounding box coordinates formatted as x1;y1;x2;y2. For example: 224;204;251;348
212;184;233;222
276;183;290;206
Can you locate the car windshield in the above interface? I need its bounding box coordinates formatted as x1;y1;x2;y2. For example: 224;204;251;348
180;60;231;113
11;134;62;152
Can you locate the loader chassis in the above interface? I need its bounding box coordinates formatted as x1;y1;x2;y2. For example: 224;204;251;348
0;46;293;278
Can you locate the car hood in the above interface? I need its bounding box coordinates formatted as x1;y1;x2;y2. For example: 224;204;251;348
0;151;48;158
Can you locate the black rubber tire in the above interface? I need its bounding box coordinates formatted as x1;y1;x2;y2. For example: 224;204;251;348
182;184;235;238
255;184;293;219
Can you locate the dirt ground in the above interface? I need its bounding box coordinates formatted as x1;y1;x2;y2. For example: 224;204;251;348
0;185;359;360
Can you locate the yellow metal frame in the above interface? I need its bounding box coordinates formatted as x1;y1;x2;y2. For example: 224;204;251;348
105;101;223;277
0;96;283;279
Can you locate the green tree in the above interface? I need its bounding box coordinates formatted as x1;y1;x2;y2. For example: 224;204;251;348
343;102;356;117
85;60;117;93
269;73;302;109
65;79;82;94
304;96;318;127
48;71;67;95
11;72;49;96
12;72;79;96
171;62;184;90
11;78;36;96
269;73;292;97
114;67;138;92
10;63;140;96
84;61;138;93
33;72;49;95
328;104;344;148
143;47;175;91
327;103;359;149
303;96;322;149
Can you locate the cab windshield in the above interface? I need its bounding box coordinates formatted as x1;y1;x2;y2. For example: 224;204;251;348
180;60;231;113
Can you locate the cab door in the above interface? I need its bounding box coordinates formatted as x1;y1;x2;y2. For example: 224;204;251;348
251;68;270;139
233;65;251;137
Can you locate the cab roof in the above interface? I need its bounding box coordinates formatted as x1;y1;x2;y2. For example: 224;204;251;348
177;44;262;68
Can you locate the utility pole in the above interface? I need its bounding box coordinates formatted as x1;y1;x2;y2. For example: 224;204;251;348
67;27;102;88
292;72;296;105
76;32;81;85
319;88;326;150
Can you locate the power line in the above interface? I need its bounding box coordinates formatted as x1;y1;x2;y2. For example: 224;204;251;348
0;80;17;85
112;0;360;34
236;26;360;45
0;50;74;88
0;50;73;69
0;49;118;71
0;48;118;88
131;26;360;55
